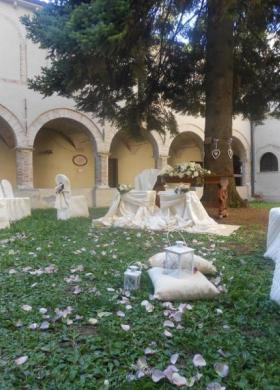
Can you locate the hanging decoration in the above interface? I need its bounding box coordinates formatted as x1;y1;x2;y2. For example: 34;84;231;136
211;138;221;160
227;138;233;159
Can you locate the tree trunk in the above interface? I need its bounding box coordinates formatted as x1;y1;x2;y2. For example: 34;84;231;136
202;0;246;208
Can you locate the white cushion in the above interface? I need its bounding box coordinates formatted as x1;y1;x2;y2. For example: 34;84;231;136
148;267;219;301
148;252;217;275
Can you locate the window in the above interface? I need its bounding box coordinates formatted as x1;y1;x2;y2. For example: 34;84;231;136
260;152;278;172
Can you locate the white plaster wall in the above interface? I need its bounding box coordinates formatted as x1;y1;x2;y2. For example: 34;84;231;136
0;0;253;207
254;118;280;200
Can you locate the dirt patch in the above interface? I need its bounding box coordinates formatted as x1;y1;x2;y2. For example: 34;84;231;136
206;206;269;229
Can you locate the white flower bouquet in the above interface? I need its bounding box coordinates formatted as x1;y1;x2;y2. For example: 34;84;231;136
160;162;211;180
117;184;133;194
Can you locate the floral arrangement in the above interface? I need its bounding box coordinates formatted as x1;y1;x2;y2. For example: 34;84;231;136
174;184;190;194
159;162;211;179
117;184;133;194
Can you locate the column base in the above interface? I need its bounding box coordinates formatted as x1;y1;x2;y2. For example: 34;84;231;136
93;187;116;207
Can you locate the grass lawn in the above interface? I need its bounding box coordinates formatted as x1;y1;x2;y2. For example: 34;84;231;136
0;207;280;389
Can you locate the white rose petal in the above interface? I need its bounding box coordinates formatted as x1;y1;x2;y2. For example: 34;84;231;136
163;330;173;337
28;323;38;330
151;368;165;383
39;308;48;314
21;304;32;312
121;324;130;331
171;372;187;387
214;362;229;378
15;356;28;365
164;320;175;328
193;354;206;367
88;318;98;325
40;321;50;330
170;353;179;365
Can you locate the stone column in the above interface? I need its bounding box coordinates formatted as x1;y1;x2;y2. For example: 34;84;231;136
96;152;109;188
16;147;33;189
157;155;169;170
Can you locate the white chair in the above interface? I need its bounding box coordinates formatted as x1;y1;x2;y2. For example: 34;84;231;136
0;199;10;229
264;208;280;305
55;174;89;220
0;179;31;221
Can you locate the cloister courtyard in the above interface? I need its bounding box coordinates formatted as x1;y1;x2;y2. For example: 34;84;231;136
1;203;280;389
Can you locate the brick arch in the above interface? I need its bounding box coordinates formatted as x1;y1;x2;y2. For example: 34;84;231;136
168;130;204;165
28;108;104;152
0;104;25;146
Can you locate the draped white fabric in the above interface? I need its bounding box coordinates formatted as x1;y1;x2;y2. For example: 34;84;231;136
0;199;10;229
134;169;160;191
55;174;89;219
0;180;31;222
264;207;280;304
95;189;239;236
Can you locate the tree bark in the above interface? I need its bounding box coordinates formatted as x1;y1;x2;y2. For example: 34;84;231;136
202;0;246;208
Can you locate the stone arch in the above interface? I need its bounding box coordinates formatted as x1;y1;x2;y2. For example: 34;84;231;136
168;131;204;166
231;136;248;186
31;109;103;189
108;130;159;187
29;108;104;151
0;104;25;146
256;144;280;173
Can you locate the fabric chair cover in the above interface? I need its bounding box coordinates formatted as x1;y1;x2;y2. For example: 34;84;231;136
0;179;31;222
55;174;89;219
134;169;160;191
264;207;280;304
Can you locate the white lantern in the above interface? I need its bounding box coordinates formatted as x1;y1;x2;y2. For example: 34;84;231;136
164;240;194;276
124;265;142;291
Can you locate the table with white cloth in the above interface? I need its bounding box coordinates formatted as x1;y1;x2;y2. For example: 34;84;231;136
95;189;239;236
264;207;280;304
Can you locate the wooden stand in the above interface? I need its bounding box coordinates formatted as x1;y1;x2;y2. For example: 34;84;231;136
154;175;232;218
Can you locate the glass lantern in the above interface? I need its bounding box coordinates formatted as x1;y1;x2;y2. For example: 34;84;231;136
164;241;194;276
124;265;142;291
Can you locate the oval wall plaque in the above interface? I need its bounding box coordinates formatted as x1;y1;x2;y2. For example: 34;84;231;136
72;154;88;166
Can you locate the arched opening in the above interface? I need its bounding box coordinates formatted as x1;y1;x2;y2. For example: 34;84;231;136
260;152;278;172
168;132;203;166
0;117;16;185
232;137;247;186
33;118;95;188
109;132;157;187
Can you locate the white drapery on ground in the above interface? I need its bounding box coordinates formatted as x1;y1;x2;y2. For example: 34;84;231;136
95;189;239;236
55;174;89;220
0;179;31;223
264;207;280;304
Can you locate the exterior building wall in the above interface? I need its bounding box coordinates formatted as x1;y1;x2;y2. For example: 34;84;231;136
0;0;255;208
254;119;280;201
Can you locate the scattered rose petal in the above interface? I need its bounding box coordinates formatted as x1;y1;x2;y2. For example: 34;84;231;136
185;377;196;387
40;321;50;330
28;323;38;330
39;308;48;314
164;320;175;328
164;330;173;337
163;365;178;381
151;368;165;383
88;318;98;325
15;356;28;365
116;310;125;318
66;319;73;325
15;320;23;328
21;304;32;312
214;362;229;378
170;353;179;365
73;286;82;295
121;324;130;331
144;347;156;355
171;372;187;387
193;354;206;367
136;356;148;370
